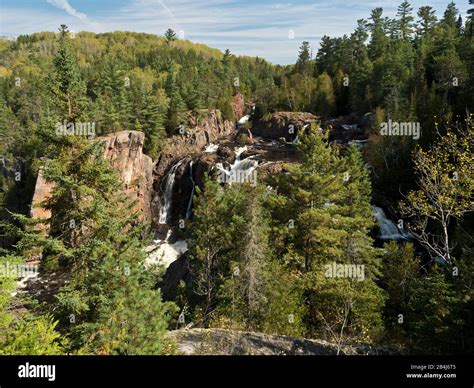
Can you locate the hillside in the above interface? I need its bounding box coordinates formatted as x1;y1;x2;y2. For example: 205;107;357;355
1;0;473;358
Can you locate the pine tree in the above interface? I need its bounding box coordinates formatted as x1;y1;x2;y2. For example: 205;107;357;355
382;242;460;353
13;133;176;354
368;8;389;60
441;2;459;30
296;41;312;74
188;176;247;325
97;61;132;132
164;28;177;43
397;1;415;39
221;49;232;75
267;126;384;343
140;90;168;158
50;25;86;121
417;6;438;37
165;69;186;133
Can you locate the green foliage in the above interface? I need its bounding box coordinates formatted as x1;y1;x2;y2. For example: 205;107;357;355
0;256;65;354
164;29;177;42
39;137;176;354
381;242;462;354
50;25;86;121
267;125;385;344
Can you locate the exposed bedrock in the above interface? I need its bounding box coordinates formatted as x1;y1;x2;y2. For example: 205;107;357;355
31;130;154;224
251;111;318;140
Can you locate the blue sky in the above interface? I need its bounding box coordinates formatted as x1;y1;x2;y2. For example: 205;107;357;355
0;0;470;64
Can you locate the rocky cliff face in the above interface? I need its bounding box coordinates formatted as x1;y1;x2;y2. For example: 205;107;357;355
102;131;154;221
31;130;155;224
31;94;247;228
154;93;245;178
151;94;246;228
251;111;318;140
30;168;54;223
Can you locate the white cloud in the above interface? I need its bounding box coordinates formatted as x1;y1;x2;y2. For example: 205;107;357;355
270;3;292;10
46;0;87;21
0;0;470;64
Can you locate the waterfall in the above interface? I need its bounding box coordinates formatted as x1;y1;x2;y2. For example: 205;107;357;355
234;146;248;160
186;161;195;219
238;115;250;124
215;146;258;185
159;159;185;225
204;143;219;153
372;205;410;241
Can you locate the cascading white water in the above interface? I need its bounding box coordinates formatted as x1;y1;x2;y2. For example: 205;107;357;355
215;146;258;185
159;159;185;224
234;146;248;160
238;115;250;124
186;161;195;219
204;143;219;153
145;229;188;270
372;205;410;240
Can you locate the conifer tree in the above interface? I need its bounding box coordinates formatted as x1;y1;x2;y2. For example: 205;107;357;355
165;69;186;133
268;126;384;343
29;136;176;354
397;1;415;39
417;6;438;36
164;28;177;43
188;176;247;324
50;25;86;121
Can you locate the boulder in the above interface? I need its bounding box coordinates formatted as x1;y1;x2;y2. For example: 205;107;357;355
252;112;318;140
216;145;236;163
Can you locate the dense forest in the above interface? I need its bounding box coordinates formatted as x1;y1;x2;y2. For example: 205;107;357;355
0;1;473;355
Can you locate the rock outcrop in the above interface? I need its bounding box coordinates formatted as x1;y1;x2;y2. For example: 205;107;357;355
31;130;154;224
151;94;246;227
251;112;318;140
231;93;246;120
30;169;54;223
102;131;154;221
154;93;245;179
32;94;247;228
168;328;396;355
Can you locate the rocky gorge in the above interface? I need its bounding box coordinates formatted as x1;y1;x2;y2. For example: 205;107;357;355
29;93;409;300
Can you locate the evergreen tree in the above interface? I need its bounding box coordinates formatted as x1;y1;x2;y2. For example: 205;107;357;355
50;25;86;121
164;28;177;43
214;184;305;335
165;69;187;133
296;41;312;74
268;126;384;343
188;176;247;325
417;6;438;36
140;90;168;158
368;8;389;60
382;242;460;353
441;2;460;30
17;135;176;354
397;1;415;39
